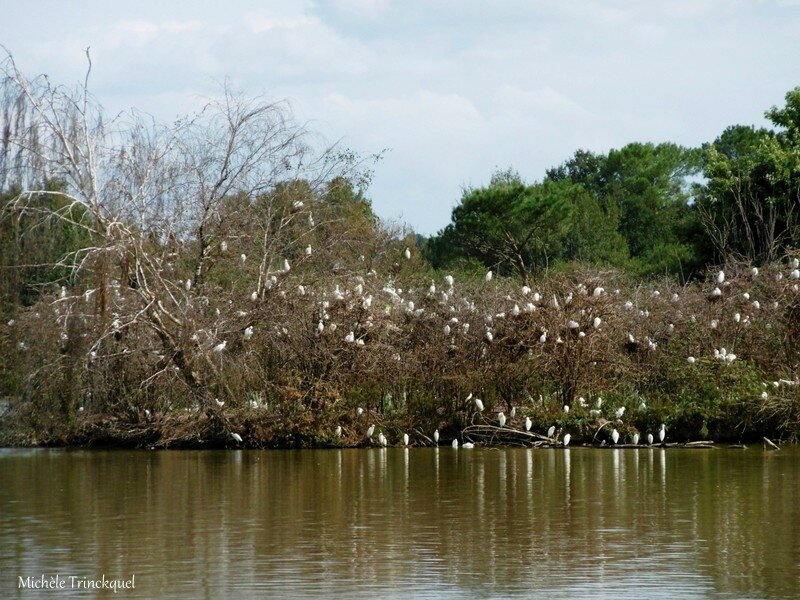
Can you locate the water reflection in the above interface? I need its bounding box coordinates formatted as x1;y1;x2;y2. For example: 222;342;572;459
1;447;799;598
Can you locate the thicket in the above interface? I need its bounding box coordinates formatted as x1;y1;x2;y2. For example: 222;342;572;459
1;53;798;447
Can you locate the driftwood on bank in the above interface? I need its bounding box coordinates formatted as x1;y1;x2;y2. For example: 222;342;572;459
460;424;719;448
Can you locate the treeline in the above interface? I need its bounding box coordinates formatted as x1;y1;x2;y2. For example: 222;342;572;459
423;88;800;282
0;52;798;448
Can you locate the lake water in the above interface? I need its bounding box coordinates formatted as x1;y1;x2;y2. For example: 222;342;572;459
1;446;799;598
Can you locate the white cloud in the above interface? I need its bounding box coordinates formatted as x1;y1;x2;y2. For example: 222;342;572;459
331;0;390;19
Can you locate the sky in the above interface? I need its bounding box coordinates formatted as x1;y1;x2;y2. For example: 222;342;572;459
2;1;799;234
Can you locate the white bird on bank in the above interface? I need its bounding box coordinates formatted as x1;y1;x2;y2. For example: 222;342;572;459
231;432;243;443
647;433;654;445
356;407;364;416
403;433;409;446
615;406;626;419
525;417;532;431
434;430;440;443
345;331;355;343
335;426;342;438
611;429;620;444
462;442;475;448
214;398;224;408
474;397;485;412
367;424;375;438
716;270;725;284
485;270;493;282
244;326;253;340
444;275;454;287
659;424;666;442
632;433;640;445
452;439;459;448
498;412;506;427
305;245;312;255
547;425;556;438
563;434;571;447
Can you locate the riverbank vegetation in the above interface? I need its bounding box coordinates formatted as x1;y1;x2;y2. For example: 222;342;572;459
1;53;798;448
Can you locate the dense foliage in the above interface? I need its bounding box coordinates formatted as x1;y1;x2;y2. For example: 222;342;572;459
0;56;798;448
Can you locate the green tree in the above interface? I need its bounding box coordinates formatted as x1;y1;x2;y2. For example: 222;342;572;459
697;88;800;263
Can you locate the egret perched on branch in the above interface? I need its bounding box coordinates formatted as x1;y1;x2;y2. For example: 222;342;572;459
214;398;224;408
452;439;459;448
632;432;640;445
335;426;342;438
498;412;506;427
444;274;454;287
647;433;654;445
283;258;291;272
525;417;532;431
240;254;247;265
434;430;440;443
305;245;312;256
250;291;258;301
474;397;485;412
244;326;253;340
345;331;355;343
659;424;666;443
367;424;375;438
185;279;192;291
615;406;626;419
404;247;411;260
220;240;228;253
485;270;493;282
510;406;516;418
563;434;571;447
231;432;243;443
212;340;227;353
403;433;409;446
611;429;620;444
356;407;364;416
547;425;556;438
716;270;725;284
522;285;531;295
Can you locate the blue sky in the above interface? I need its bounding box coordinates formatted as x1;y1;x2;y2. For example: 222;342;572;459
3;1;799;234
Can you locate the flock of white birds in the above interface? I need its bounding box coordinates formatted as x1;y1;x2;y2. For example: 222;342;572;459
6;235;799;449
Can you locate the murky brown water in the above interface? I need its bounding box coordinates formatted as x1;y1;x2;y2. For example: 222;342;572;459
1;446;799;598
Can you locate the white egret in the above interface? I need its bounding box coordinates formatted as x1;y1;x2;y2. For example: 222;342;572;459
547;425;556;438
716;270;725;284
297;285;306;296
474;397;485;412
244;326;253;340
214;398;224;408
751;267;759;277
240;254;247;264
593;317;602;329
462;442;475;448
521;285;531;295
563;434;571;447
632;432;640;445
510;406;516;418
367;424;375;438
345;331;355;343
231;432;243;443
687;356;696;364
305;245;312;255
185;279;192;291
356;407;364;416
283;258;291;272
404;247;411;259
498;412;506;427
564;404;570;413
444;324;451;335
615;406;625;419
452;439;459;448
317;321;324;334
293;200;304;209
711;287;722;298
403;433;409;446
525;417;532;431
593;287;604;297
444;274;454;287
539;332;547;343
639;401;647;411
611;429;620;444
485;270;493;282
250;291;258;301
335;426;342;438
485;330;494;343
434;429;440;443
647;433;654;445
212;340;227;353
659;424;666;443
511;304;520;316
220;240;228;253
550;295;560;309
